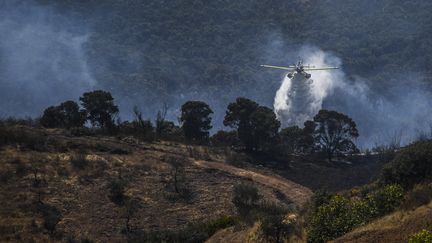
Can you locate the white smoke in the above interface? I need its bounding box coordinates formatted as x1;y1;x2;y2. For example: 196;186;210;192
272;45;432;148
274;46;344;127
0;1;96;117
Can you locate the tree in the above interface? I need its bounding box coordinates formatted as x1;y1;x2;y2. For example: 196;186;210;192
155;103;168;137
249;106;280;151
279;126;303;154
224;98;280;152
40;101;86;128
131;106;155;141
180;101;213;143
121;198;141;235
79;90;119;129
311;110;359;161
210;130;239;147
165;155;190;199
223;97;259;151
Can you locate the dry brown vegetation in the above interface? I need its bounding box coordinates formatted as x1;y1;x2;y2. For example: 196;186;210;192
0;125;311;242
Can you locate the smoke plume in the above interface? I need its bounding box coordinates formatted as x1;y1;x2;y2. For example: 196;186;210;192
273;46;343;126
0;1;96;118
272;45;432;148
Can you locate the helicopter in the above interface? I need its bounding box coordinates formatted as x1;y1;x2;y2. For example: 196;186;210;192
261;60;338;79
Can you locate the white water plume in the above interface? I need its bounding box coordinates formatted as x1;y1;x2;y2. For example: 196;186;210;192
273;47;343;127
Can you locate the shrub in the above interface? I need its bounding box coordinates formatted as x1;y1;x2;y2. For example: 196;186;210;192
0;125;48;151
164;156;190;200
69;127;95;137
70;154;89;170
409;229;432;243
0;170;14;184
366;184;404;216
306;184;404;243
258;203;297;243
14;159;28;177
109;178;128;205
130;216;238;243
380;140;432;188
401;183;432;210
232;182;261;219
307;195;356;243
37;204;62;234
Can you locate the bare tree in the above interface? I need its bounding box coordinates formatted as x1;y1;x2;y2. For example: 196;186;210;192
155;103;168;137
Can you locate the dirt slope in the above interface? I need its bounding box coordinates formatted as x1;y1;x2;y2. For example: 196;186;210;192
194;160;313;206
0;126;314;242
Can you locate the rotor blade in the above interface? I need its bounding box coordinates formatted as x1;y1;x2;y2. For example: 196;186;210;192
303;67;339;71
260;65;295;71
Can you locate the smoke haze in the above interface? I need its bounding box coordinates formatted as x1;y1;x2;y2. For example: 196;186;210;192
0;1;95;117
0;1;431;149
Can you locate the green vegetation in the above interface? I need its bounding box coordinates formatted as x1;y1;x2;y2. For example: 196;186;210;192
224;97;280;152
108;176;128;206
79;90;119;130
130;216;238;243
232;182;262;220
409;229;432;243
180;101;213;144
232;182;298;242
309;110;359;161
40;101;86;129
380;140;432;188
224;97;260;151
306;184;404;243
164;155;190;199
401;183;432;210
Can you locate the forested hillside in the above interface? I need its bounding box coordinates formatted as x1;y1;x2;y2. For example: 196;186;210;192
2;0;432;143
41;0;432;88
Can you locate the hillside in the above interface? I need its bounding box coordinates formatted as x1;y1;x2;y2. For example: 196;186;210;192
1;124;432;243
0;124;312;242
333;201;432;243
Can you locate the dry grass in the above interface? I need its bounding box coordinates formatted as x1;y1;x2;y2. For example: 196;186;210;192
0;126;311;242
332;201;432;243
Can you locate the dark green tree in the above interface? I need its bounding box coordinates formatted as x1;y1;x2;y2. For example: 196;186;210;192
40;101;86;128
180;101;213;143
223;97;259;151
210;130;239;147
279;126;303;154
79;90;119;129
311;110;359;161
249;106;280;151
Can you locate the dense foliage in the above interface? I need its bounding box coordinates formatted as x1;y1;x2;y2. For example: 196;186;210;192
306;184;404;243
79;90;119;129
409;229;432;243
224;97;280;151
310;110;359;161
380;140;432;188
180;101;213;143
40;101;86;129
